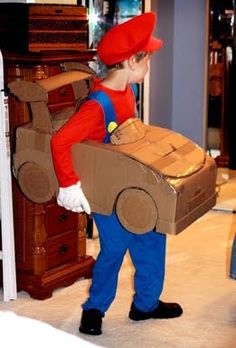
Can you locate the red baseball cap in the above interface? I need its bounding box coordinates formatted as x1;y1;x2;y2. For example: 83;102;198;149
97;12;163;65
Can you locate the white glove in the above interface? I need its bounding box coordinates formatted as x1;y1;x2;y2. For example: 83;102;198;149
57;181;91;214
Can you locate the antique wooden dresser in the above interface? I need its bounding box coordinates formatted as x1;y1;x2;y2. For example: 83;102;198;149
1;3;96;300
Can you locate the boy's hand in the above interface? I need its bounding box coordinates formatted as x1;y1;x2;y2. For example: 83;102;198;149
57;181;91;214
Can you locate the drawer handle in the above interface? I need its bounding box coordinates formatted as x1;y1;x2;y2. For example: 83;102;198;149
58;212;69;222
55;9;63;14
60;88;68;96
59;244;69;255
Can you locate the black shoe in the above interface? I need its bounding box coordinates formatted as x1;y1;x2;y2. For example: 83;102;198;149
129;300;183;321
79;309;103;335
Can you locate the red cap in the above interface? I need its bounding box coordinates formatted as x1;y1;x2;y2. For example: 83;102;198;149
97;12;163;65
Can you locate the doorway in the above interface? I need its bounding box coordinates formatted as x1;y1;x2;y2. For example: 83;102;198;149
207;0;235;168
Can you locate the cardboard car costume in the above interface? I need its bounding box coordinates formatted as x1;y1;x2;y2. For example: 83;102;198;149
72;118;217;235
9;71;217;235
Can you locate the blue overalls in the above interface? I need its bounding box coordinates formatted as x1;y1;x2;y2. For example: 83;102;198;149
82;87;167;314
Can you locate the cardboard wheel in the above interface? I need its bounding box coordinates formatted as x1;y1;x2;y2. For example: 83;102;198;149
18;162;56;203
116;188;157;234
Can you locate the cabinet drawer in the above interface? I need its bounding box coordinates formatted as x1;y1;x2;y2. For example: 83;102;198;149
45;230;77;270
0;4;88;53
28;5;88;52
48;84;75;113
29;5;87;17
45;203;78;237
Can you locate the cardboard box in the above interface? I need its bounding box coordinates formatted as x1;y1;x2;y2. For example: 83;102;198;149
72;121;217;235
9;74;217;236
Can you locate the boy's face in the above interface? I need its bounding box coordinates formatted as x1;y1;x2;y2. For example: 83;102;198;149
129;53;152;84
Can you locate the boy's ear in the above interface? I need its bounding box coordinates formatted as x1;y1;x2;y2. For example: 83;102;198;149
127;55;136;71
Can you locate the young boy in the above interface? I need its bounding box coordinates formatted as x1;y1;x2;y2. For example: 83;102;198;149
51;12;183;336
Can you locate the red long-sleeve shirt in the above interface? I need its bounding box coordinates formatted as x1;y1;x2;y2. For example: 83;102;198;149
51;78;136;187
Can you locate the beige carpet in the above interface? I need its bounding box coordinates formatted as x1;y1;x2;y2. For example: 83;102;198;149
1;168;236;348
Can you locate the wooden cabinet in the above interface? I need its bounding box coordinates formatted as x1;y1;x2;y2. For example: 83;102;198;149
3;50;96;300
0;3;88;53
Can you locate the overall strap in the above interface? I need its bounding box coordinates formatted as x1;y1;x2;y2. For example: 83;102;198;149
131;83;138;100
131;83;139;117
88;84;138;143
87;90;118;144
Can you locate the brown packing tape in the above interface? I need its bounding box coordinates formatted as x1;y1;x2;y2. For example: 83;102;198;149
107;137;150;155
146;125;173;142
176;142;196;155
177;147;205;167
131;145;164;163
110;118;146;145
158;132;188;149
151;155;177;173
152;153;202;177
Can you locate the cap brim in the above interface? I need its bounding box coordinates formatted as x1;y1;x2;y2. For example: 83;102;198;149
145;37;163;52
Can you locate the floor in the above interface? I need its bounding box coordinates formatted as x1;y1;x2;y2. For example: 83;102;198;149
0;167;236;348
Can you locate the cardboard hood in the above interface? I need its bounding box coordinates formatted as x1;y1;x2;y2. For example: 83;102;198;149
108;122;205;178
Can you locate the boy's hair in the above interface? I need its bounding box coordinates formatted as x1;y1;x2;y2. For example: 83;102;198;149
106;51;148;70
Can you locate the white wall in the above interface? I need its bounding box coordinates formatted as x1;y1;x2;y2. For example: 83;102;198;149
149;0;209;148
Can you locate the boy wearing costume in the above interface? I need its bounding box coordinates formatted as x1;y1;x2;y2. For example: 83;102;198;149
51;12;183;336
